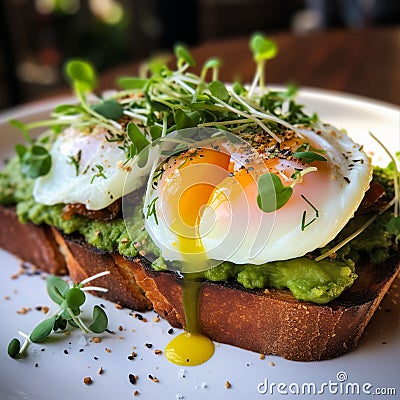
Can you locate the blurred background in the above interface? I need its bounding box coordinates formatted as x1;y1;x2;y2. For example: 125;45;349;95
0;0;399;110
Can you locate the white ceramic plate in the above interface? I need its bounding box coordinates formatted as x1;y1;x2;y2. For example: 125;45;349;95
0;89;399;400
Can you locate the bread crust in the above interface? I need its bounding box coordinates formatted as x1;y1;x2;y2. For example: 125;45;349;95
1;204;399;361
0;206;66;275
51;229;152;311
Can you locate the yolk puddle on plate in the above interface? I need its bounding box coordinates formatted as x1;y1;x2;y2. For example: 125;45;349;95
165;332;214;366
165;276;214;366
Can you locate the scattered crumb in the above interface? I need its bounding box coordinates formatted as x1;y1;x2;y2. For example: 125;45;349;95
133;390;140;396
148;374;159;383
34;363;39;368
152;315;160;322
98;367;104;375
35;306;49;314
129;374;138;385
128;351;137;360
134;313;143;320
115;303;123;310
145;343;153;349
259;354;265;360
117;325;123;331
105;348;111;353
83;376;93;385
225;381;231;389
154;349;163;355
4;296;10;300
92;337;102;343
118;336;124;340
16;307;31;315
168;328;174;334
269;361;275;367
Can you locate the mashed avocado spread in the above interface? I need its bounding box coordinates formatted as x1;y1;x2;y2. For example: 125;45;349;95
0;156;395;304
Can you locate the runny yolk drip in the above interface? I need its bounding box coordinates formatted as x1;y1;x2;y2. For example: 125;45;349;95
163;148;230;365
165;277;214;366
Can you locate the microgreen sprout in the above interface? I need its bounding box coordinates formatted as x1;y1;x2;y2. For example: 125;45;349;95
257;167;317;213
201;58;221;82
293;143;327;164
174;44;195;69
10;35;319;187
248;33;278;96
7;271;110;359
257;173;292;212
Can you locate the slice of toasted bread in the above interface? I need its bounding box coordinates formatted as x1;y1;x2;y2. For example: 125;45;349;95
1;204;399;361
52;222;400;361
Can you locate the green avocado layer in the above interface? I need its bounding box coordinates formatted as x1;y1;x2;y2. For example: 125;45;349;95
0;156;395;304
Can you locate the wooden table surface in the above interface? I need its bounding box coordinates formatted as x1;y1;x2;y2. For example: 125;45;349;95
100;27;400;106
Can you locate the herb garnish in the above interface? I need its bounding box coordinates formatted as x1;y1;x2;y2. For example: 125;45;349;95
68;150;82;176
293;142;327;164
146;197;159;225
7;271;110;358
90;164;107;184
300;194;319;231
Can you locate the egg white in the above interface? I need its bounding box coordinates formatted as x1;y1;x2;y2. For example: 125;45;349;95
144;126;372;267
33;126;151;210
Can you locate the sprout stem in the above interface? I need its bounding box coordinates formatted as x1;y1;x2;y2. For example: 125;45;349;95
81;286;109;293
79;270;110;286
